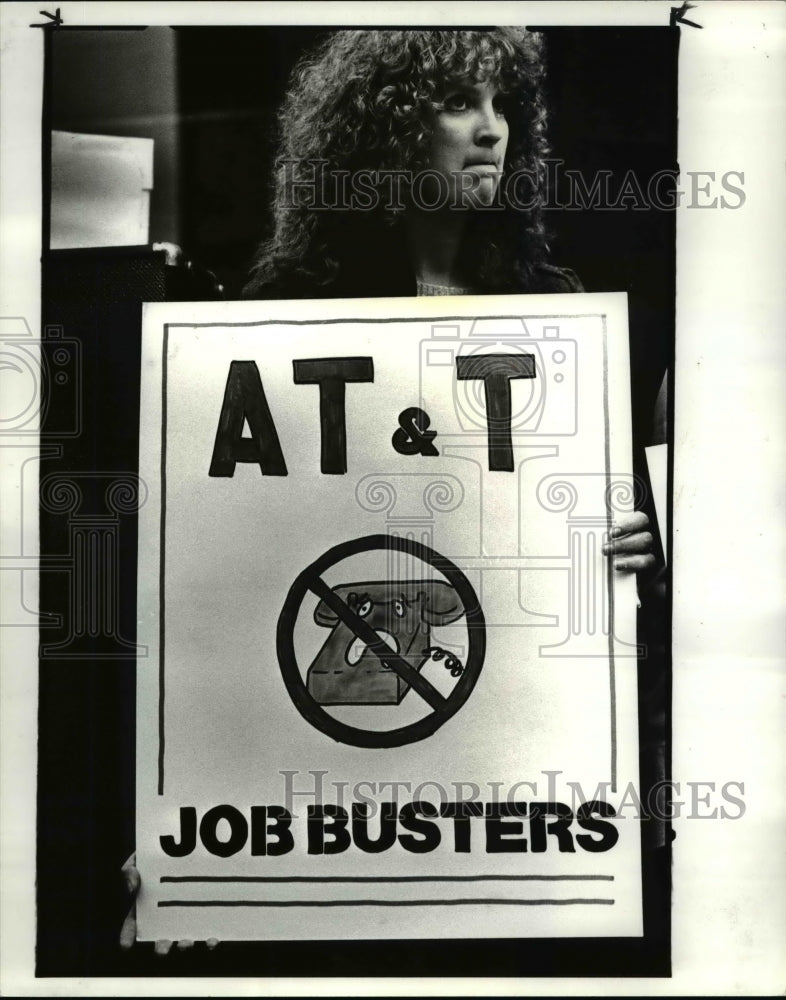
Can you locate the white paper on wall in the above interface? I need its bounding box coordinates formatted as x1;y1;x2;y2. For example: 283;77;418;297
50;131;153;249
135;292;642;942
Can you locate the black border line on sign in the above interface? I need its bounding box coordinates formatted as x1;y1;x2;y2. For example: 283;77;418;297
157;326;169;795
158;898;616;908
160;874;616;883
602;312;617;792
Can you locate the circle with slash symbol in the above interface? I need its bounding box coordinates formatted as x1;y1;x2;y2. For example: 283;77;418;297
276;534;485;748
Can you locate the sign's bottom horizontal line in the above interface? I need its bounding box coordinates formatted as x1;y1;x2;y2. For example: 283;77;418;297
158;898;616;908
160;875;615;883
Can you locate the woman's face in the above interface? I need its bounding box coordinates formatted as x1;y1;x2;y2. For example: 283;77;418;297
426;78;510;208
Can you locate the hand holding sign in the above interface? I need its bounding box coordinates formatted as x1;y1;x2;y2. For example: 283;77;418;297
603;510;656;574
119;853;219;956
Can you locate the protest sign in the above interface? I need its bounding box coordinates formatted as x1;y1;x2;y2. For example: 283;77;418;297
136;292;642;942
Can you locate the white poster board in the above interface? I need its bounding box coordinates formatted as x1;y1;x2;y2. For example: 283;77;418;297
136;292;642;942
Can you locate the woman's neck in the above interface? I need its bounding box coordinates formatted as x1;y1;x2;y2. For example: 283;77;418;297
404;208;468;287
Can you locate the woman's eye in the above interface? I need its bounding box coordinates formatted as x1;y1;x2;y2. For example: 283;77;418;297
443;93;469;112
394;600;406;618
357;599;372;617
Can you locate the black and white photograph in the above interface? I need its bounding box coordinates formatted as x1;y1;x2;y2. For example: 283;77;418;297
0;2;783;995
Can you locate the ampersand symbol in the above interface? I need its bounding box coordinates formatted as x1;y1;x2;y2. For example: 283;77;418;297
391;407;439;457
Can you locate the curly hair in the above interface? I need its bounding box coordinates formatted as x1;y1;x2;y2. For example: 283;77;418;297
245;29;551;297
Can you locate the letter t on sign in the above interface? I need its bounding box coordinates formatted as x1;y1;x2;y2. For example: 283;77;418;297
456;354;536;471
293;357;374;474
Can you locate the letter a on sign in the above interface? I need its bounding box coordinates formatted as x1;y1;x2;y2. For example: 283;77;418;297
209;360;288;477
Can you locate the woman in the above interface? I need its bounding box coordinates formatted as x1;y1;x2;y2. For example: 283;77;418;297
244;28;653;573
244;28;582;300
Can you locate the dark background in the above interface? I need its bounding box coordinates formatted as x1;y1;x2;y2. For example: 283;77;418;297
39;25;676;977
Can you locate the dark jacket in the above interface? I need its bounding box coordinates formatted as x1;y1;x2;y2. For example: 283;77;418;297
243;260;583;300
242;220;583;300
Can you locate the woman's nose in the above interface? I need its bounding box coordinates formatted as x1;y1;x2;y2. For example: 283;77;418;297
475;102;506;145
